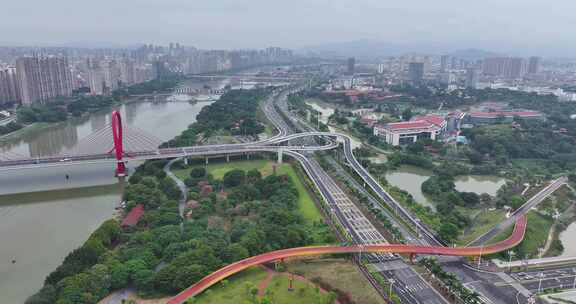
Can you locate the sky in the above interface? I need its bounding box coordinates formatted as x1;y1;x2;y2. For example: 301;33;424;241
1;0;575;56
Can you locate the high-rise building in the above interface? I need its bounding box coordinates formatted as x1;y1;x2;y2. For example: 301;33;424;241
408;62;424;84
88;68;105;95
504;57;527;79
528;56;541;74
440;55;450;72
482;57;507;76
152;60;169;79
0;67;20;104
102;61;120;91
451;57;459;70
465;67;479;88
16;56;73;105
119;59;135;85
347;57;355;75
483;57;527;79
440;71;456;85
377;63;385;74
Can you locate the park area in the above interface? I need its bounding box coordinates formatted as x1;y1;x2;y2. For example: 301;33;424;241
174;159;323;224
185;258;384;304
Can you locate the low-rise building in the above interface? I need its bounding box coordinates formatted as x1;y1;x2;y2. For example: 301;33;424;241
467;111;542;124
121;204;145;229
352;108;373;116
374;115;446;146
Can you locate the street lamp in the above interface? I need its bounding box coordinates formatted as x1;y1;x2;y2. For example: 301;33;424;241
478;245;484;269
388;279;396;299
537;272;544;294
508;250;516;273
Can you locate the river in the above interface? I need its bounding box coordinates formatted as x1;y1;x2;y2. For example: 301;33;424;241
385;165;506;210
0;78;228;303
559;223;576;257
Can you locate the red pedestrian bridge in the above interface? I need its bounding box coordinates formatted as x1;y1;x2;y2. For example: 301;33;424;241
167;215;527;304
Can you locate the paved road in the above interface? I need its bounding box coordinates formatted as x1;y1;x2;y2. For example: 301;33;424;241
469;177;568;247
267;88;449;304
512;266;576;293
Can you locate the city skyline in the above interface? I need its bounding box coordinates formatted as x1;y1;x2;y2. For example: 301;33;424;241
1;0;576;57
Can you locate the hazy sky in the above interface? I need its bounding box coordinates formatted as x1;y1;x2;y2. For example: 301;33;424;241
2;0;575;55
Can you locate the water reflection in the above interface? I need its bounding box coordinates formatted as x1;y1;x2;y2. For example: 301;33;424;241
385;165;506;210
559;223;576;257
0;186;120;304
0;99;213;159
90;113;107;132
29;123;79;157
385;165;435;209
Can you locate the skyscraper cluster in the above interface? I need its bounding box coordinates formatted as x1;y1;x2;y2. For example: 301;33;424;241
15;56;73;105
87;58;139;95
0;44;297;105
482;57;540;79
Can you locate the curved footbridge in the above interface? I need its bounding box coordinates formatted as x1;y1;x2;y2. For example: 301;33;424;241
167;215;527;303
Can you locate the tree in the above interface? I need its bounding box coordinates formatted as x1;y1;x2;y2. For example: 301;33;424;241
133;269;155;292
401;108;413;121
110;263;130;289
224;169;246;187
190;167;206;178
221;243;250;263
460;192;480;206
154;265;179;293
247;169;262;183
439;223;459;243
326;291;338;304
25;285;57;304
174;265;206;291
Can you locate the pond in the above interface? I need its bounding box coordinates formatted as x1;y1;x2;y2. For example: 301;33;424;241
385;165;506;210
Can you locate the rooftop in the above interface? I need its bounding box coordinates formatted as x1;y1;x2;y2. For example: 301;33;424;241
469;111;542;118
412;114;446;127
386;120;436;131
121;204;145;227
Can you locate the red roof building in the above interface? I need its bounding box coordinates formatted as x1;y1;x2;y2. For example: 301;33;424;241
121;204;145;228
374;115;447;146
467;111;542;124
468;111;541;119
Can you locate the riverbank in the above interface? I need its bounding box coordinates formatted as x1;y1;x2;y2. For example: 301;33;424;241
0;97;218;303
0;121;49;141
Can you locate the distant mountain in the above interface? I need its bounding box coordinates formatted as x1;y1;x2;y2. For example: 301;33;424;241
301;40;454;60
448;48;503;61
301;40;506;61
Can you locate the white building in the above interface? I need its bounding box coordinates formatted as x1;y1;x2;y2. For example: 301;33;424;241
352;108;374;116
88;69;105;95
374;115;446;146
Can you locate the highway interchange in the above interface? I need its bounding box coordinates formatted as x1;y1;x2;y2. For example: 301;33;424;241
4;83;572;303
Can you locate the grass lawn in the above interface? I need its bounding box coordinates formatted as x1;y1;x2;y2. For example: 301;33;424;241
264;275;332;304
190;267;332;304
286;259;385;304
487;211;554;259
537;190;574;216
189;267;267;304
275;163;322;223
173;160;322;223
457;209;507;246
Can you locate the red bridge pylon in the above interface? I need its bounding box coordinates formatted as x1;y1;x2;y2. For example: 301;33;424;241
111;111;126;177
